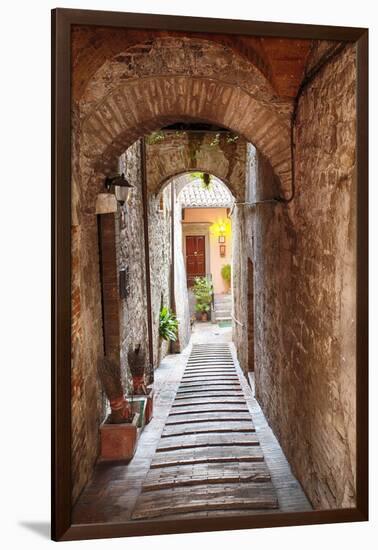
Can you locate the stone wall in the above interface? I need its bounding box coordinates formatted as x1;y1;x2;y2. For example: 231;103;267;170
173;185;191;350
71;139;176;503
118;143;149;387
71;106;106;503
148;183;173;366
233;144;281;377
71;29;356;511
146;131;247;201
234;46;357;509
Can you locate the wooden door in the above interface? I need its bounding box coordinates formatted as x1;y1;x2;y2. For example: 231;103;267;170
186;235;206;286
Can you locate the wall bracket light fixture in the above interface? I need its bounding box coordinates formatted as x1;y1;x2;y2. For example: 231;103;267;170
105;173;134;206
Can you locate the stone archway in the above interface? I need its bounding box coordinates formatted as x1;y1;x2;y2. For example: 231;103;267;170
70;29;359;514
74;35;294;204
145;131;246;201
79;75;291;196
70;34;294;502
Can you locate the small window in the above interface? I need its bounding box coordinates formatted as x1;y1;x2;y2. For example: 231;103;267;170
159;194;164;212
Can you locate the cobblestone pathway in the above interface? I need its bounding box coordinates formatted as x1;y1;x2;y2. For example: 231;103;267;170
72;324;311;524
131;343;278;519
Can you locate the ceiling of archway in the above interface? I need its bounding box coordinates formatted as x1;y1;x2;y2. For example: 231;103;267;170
72;26;313;100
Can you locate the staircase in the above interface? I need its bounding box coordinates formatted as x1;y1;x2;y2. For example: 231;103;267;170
213;293;232;324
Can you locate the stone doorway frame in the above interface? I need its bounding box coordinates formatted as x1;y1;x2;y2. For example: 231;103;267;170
182;222;211;282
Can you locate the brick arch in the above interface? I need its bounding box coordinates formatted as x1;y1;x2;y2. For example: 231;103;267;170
72;28;275;101
77;35;283;119
82;76;292;197
145;132;247;201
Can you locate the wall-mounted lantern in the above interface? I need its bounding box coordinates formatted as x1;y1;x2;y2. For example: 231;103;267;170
210;218;232;238
105;173;134;206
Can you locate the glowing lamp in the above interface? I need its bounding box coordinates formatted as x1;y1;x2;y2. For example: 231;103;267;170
210;218;232;238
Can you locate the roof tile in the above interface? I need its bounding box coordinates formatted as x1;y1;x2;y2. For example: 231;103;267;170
180;178;234;208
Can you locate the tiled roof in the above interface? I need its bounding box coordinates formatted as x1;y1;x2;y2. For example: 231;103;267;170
179;177;234;208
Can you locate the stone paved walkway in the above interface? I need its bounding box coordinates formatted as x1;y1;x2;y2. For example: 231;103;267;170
72;323;311;524
131;342;278;519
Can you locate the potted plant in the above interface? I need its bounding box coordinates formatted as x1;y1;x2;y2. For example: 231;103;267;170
193;276;213;321
221;263;231;291
127;344;156;427
159;306;179;342
97;357;139;462
128;344;147;395
158;306;179;365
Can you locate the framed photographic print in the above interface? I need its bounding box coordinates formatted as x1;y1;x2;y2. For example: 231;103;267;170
52;7;368;542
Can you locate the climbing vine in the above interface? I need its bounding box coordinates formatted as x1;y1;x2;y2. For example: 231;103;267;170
145;131;165;145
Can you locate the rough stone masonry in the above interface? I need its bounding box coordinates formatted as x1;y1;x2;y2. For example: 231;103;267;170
70;29;357;511
233;44;356;509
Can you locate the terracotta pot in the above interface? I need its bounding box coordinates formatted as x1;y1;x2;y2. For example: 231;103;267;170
132;374;146;395
145;389;154;424
99;413;140;461
201;312;208;321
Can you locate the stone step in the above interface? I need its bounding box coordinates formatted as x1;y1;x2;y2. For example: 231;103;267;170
168;405;249;416
178;382;241;390
142;468;270;492
157;432;259;451
132;482;278;519
162;421;255;437
150;445;264;468
165;412;251;425
174;391;245;400
181;377;239;384
171;397;248;406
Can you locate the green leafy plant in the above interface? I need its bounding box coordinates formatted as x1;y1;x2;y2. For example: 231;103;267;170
193;277;213;313
221;264;231;283
189;171;212;190
146;131;165;145
159;307;179;342
209;133;221;147
226;133;239;143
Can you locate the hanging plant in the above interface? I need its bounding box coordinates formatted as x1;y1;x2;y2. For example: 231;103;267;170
189;171;213;190
209;133;220;147
146;131;165;145
202;172;211;188
226;133;239;143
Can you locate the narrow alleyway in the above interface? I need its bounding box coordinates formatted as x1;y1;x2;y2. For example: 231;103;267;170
132;342;278;519
73;324;311;523
70;29;358;511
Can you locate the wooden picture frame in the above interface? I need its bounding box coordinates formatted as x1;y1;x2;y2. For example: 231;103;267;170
52;8;368;542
